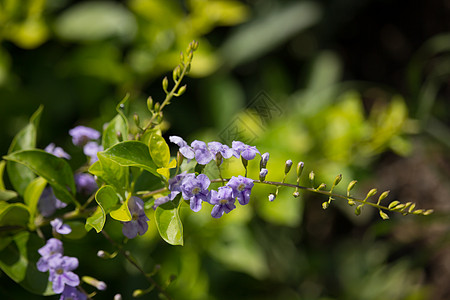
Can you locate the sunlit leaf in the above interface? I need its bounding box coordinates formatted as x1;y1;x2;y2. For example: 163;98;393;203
4;150;75;204
0;231;54;295
99;141;160;178
149;133;170;168
0;190;18;201
90;154;129;195
6;105;42;196
24;177;47;229
155;196;183;246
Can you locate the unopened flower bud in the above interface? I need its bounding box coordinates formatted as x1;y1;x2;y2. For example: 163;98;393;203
260;152;270;169
296;162;304;177
114;294;122;300
154;102;160;112
162;76;169;92
317;183;326;190
284;159;293;174
177;151;184;166
82;276;107;291
147;96;153;111
333;174;342;186
366;188;377;198
97;250;106;258
259;168;268;181
322;202;329;209
133;113;140;128
293;191;300;197
177;84;187;96
268;194;275;202
347;180;357;192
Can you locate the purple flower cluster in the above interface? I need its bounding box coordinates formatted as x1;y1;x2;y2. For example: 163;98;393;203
169;136;259;165
36;238;84;298
69;125;102;164
156;173;254;219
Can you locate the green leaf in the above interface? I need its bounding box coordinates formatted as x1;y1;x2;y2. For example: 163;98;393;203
99;141;161;178
110;199;131;222
0;201;30;228
0;231;54;295
0;190;18;201
24;177;47;229
3;150;75;204
90;154;129;195
149;133;170;168
55;1;137;42
155;196;183;246
85;185;121;233
6;105;43;196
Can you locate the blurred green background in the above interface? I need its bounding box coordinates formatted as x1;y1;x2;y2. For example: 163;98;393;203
1;0;449;299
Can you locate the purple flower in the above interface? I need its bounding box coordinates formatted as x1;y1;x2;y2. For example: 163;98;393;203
122;197;149;239
209;186;236;218
227;175;254;205
83;141;103;164
191;140;214;165
45;143;71;160
74;173;98;195
180;174;210;212
51;218;72;235
48;255;80;294
37;238;64;272
38;187;68;217
208;141;234;160
232;141;260;160
60;286;86;300
168;172;193;200
268;194;275;201
260;152;270;169
152;196;170;210
169;136;194;159
69;126;100;147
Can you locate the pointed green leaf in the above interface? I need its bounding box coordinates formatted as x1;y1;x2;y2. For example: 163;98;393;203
149;133;170;168
99;141;160;178
0;231;54;295
24;177;47;229
155;196;183;246
85;185;120;233
6;106;43;196
0;202;30;228
90;154;129;195
3;150;75;204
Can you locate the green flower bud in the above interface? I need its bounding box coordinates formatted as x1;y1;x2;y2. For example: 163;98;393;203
284;159;293;174
296;161;304;177
162;76;169;93
333;174;342;186
147;96;153;111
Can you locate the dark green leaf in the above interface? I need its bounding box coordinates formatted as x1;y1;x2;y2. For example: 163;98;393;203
99;141;160;178
0;160;6;190
155;196;183;246
0;231;54;295
6;106;43;196
3;150;75;204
